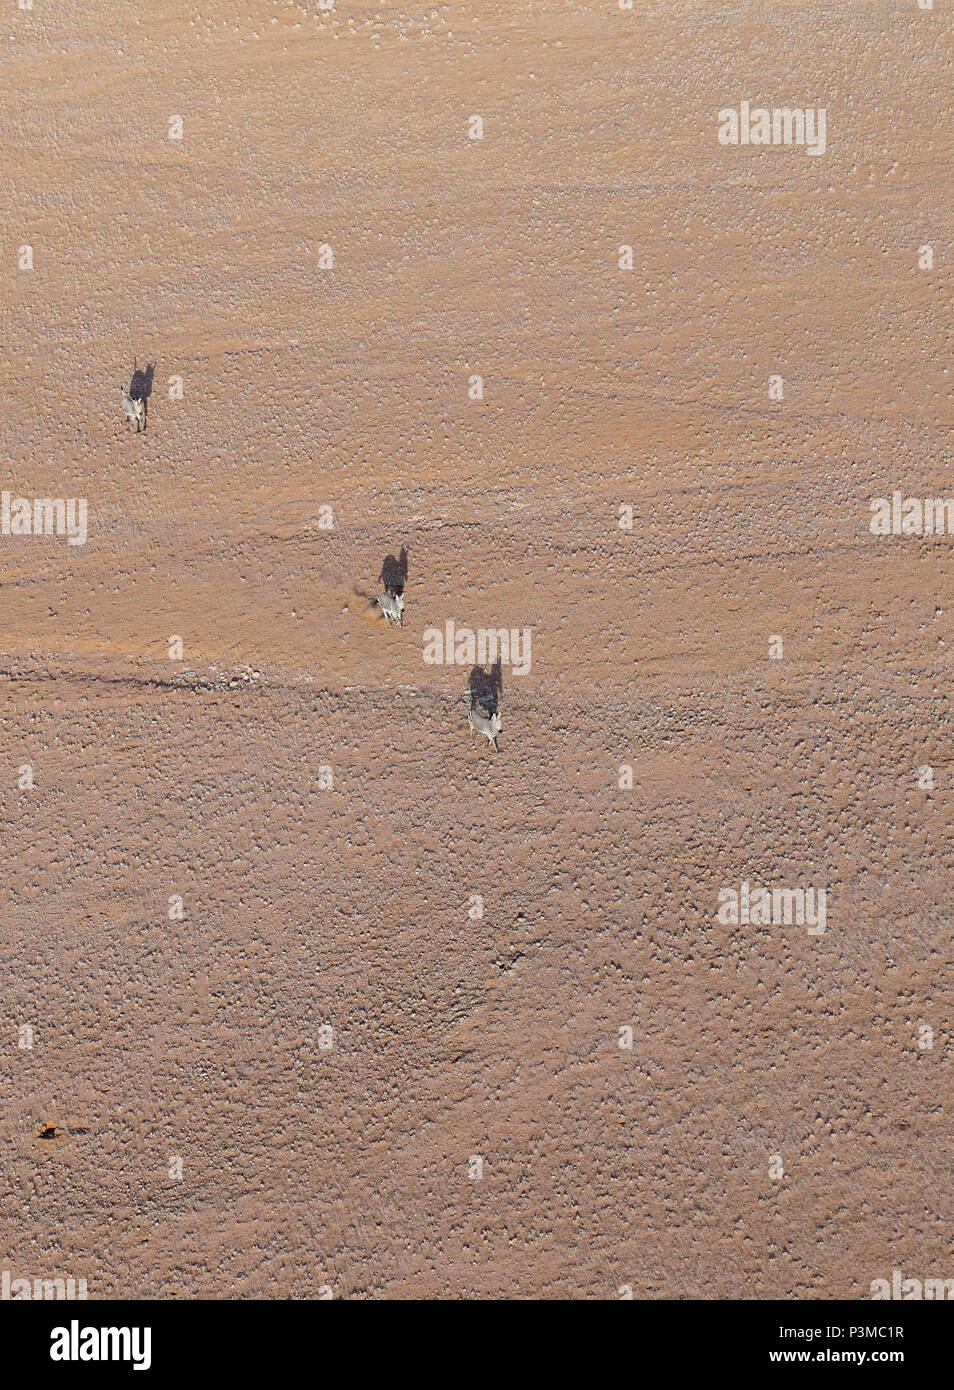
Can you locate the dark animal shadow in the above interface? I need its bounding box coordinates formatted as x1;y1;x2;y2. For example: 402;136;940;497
128;361;155;430
379;546;409;596
468;659;503;715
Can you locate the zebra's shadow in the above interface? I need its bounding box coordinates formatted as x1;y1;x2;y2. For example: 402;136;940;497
128;361;155;428
468;659;503;715
379;546;409;597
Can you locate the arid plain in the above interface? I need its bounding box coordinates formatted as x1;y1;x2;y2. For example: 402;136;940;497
2;0;952;1298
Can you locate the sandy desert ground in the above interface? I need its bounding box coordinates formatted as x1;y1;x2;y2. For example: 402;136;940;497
1;0;953;1298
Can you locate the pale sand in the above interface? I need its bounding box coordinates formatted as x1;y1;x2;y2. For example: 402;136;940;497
1;1;952;1297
